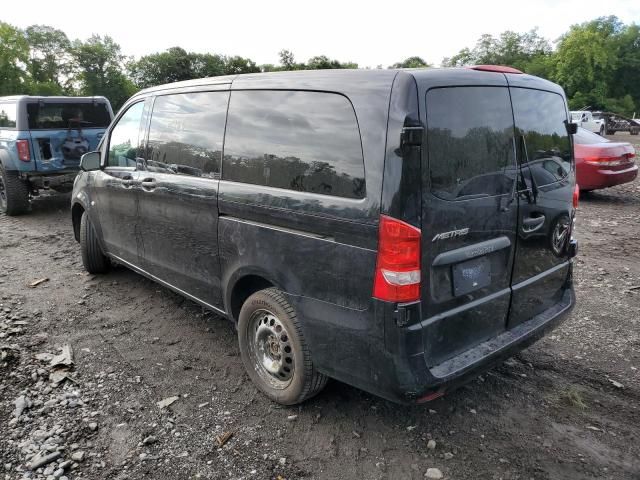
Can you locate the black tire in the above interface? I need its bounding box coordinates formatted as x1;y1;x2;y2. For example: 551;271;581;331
80;211;110;274
631;128;639;136
0;165;30;216
238;288;328;405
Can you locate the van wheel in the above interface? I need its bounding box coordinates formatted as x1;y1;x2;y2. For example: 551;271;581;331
80;212;110;274
0;166;30;216
238;288;328;405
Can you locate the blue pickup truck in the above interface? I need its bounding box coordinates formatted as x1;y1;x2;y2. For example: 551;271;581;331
0;96;113;215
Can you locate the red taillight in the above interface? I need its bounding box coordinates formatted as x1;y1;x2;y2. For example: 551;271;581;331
373;215;421;303
16;140;31;162
573;184;580;209
583;155;629;166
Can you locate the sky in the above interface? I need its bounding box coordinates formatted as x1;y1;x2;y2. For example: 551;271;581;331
3;0;639;67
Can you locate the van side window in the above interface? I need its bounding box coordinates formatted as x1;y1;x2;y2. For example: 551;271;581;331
426;87;516;200
223;90;365;199
107;102;145;168
147;92;229;178
0;103;17;128
510;88;571;186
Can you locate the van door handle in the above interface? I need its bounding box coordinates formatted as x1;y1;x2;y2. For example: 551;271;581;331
121;175;133;188
522;214;545;232
141;178;156;191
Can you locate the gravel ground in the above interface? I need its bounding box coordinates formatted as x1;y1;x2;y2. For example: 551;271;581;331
1;133;639;480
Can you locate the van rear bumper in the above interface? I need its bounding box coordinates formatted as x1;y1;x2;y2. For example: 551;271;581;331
286;281;574;405
418;285;574;397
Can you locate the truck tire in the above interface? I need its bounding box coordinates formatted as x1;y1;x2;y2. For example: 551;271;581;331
80;211;110;274
0;165;30;216
238;287;328;405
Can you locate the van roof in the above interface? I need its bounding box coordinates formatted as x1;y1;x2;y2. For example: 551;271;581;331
133;67;564;98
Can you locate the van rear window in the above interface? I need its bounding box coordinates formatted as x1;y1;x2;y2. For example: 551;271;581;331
223;90;366;199
27;102;111;130
510;88;571;187
426;87;516;200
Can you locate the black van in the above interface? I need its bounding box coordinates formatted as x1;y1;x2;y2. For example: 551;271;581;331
71;67;578;405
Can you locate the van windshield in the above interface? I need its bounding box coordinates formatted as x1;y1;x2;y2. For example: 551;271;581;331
27;102;111;130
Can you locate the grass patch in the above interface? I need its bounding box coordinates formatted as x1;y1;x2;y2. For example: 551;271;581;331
562;386;588;409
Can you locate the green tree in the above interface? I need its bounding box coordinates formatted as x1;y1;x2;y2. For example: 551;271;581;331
71;35;137;111
223;55;260;75
129;47;194;88
609;23;640;114
279;49;297;70
0;22;30;95
442;28;551;74
307;55;357;69
390;56;431;68
191;52;226;78
25;25;71;95
554;17;622;109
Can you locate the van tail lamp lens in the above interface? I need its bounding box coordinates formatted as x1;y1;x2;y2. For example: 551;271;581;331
373;215;421;303
16;140;31;162
573;184;580;209
468;65;523;74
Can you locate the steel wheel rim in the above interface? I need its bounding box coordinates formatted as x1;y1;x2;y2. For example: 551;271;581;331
246;308;295;389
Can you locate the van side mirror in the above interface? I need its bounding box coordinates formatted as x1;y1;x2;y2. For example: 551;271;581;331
80;151;101;171
566;122;578;135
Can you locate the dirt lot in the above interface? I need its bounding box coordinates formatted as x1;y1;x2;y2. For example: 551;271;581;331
1;133;639;480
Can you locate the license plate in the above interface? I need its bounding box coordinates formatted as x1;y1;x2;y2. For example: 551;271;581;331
452;256;491;296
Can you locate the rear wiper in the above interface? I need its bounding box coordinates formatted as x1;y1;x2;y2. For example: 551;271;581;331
519;135;538;204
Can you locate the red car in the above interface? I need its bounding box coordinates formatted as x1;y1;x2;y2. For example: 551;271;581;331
574;127;637;191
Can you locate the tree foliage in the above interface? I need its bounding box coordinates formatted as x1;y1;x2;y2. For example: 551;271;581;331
391;56;431;68
25;25;71;95
442;29;551;73
70;35;137;110
0;22;30;95
443;18;640;116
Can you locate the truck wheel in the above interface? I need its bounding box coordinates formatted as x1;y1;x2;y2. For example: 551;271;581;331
80;211;110;274
238;288;328;405
0;166;30;216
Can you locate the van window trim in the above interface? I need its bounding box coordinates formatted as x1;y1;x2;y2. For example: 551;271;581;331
221;88;367;200
423;85;519;202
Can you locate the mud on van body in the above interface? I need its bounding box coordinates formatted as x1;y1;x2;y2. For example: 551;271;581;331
71;67;577;404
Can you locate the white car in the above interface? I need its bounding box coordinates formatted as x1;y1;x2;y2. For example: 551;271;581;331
571;111;606;135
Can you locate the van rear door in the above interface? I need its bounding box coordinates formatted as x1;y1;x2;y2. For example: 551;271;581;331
421;86;519;367
508;87;574;327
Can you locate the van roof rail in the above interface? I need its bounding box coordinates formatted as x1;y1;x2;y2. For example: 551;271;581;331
468;65;523;74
